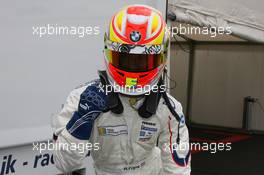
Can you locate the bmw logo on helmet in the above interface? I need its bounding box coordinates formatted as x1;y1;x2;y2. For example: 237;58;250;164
130;31;141;42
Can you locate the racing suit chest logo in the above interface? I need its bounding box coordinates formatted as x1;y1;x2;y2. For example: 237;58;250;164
98;125;128;136
142;121;156;126
138;121;158;142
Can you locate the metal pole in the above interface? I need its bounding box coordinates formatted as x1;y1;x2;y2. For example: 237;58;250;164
165;0;168;22
186;41;195;123
243;96;256;130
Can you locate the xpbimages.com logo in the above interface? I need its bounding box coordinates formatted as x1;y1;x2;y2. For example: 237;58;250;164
32;141;100;154
163;142;232;154
165;24;232;38
32;24;100;38
98;82;166;95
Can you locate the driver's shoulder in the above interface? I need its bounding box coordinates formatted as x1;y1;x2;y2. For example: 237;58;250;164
156;93;184;121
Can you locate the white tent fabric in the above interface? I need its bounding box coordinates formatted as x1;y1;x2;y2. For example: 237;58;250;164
169;0;264;43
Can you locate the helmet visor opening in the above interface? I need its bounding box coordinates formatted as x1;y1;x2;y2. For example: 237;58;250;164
105;50;165;73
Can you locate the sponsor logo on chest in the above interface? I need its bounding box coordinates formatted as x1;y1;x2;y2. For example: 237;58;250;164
98;125;128;136
138;121;158;142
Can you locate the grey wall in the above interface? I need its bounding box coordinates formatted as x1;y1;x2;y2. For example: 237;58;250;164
170;43;189;115
0;0;166;148
170;43;264;131
0;1;167;174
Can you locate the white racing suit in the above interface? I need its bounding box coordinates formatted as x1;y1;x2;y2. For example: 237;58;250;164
53;80;191;175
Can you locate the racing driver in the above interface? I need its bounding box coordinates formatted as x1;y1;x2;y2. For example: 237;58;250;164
53;4;191;175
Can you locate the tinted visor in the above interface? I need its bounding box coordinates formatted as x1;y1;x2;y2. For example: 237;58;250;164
105;50;165;72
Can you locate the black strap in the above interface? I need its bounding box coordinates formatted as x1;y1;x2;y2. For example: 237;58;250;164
138;79;162;118
162;91;181;144
98;70;124;114
161;91;181;122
